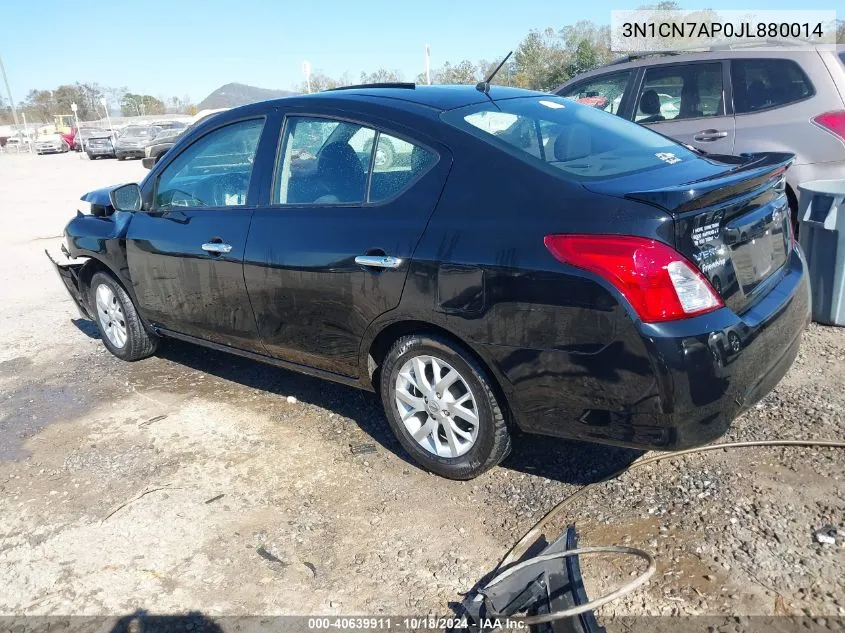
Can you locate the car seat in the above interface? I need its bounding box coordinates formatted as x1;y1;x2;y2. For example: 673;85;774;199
314;142;366;203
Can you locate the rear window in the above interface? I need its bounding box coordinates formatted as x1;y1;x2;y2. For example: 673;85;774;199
442;96;696;182
731;59;814;114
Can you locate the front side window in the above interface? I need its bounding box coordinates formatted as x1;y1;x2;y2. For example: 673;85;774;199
274;117;436;205
444;96;697;182
154;118;263;209
558;71;631;116
635;63;724;123
731;59;814;114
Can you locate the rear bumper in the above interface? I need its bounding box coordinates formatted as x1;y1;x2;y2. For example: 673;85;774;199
87;146;115;156
45;247;92;320
115;148;144;159
482;247;811;450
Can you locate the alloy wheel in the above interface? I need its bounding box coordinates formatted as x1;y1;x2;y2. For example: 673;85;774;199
95;283;127;348
394;354;480;458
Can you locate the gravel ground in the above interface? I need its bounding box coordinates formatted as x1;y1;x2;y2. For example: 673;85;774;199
0;151;843;624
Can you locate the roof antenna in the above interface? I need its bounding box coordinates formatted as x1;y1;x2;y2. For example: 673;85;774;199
476;51;512;95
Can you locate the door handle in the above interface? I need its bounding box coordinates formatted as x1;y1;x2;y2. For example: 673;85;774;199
693;129;728;142
201;242;233;254
354;255;403;269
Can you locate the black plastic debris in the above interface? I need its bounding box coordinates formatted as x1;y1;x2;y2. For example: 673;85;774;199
460;525;605;633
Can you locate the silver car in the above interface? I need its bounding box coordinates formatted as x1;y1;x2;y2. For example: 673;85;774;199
556;45;845;224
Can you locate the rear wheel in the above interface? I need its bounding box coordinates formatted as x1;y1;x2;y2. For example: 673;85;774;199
89;272;158;361
380;334;511;479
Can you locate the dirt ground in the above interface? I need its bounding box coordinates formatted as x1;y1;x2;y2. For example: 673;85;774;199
0;151;842;622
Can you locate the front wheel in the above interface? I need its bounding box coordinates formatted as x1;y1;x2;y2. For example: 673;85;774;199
89;272;158;361
379;334;511;479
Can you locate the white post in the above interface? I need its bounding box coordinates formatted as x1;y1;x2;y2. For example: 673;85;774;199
22;111;31;152
100;97;113;139
302;60;312;94
425;44;431;85
71;102;81;154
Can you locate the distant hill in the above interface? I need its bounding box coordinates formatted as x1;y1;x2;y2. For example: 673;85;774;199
197;82;298;109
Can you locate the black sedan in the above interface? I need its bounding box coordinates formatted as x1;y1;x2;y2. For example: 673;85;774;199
47;85;810;479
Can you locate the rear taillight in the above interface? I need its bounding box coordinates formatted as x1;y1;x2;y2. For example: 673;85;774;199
812;111;845;141
543;235;723;323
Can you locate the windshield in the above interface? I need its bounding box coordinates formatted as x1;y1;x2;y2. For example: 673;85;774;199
442;96;697;182
122;126;153;138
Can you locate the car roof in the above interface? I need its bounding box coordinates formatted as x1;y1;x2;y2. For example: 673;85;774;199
262;84;544;113
558;45;835;89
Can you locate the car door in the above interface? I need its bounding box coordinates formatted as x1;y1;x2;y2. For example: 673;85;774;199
633;61;736;155
243;114;451;376
127;115;270;350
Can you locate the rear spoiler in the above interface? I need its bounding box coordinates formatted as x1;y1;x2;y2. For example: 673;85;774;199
624;152;793;215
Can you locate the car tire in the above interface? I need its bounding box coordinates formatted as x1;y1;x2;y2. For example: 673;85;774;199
379;334;511;479
61;141;69;153
89;272;158;362
87;153;96;160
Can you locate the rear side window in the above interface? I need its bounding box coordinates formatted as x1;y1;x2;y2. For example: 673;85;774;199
274;117;435;205
731;59;813;114
635;63;724;123
558;72;631;115
443;96;697;182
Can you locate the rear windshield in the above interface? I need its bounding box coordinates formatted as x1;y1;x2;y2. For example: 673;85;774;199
442;96;696;182
123;126;153;138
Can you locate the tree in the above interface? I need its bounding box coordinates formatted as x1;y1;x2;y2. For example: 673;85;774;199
513;28;567;91
23;89;55;122
560;21;613;81
837;19;845;43
421;59;479;85
359;68;403;84
297;71;341;93
120;93;165;116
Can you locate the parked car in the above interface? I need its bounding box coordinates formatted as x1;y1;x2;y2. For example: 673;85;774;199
142;112;228;168
47;85;810;479
34;133;69;154
114;125;161;160
86;132;117;160
556;45;845;227
73;127;109;152
3;134;31;151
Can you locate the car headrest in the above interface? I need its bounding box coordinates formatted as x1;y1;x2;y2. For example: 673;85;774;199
318;142;362;174
553;124;591;162
639;90;661;116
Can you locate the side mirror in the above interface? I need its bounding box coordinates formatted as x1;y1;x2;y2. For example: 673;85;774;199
109;183;142;211
141;157;156;170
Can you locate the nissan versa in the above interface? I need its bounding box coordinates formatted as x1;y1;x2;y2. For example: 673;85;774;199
47;85;810;479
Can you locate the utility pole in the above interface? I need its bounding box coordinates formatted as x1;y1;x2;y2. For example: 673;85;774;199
0;55;20;127
425;44;431;85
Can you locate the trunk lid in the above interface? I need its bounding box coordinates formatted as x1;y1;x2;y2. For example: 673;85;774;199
585;152;794;314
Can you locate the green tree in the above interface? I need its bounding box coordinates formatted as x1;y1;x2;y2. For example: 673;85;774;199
120;93;165;116
513;28;567;90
